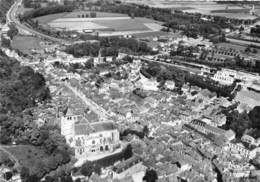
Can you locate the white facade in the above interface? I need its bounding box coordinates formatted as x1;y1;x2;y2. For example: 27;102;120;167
73;125;120;158
212;69;237;85
61;110;120;159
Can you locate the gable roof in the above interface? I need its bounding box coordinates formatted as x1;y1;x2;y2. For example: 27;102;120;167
74;121;117;136
74;124;93;135
91;122;117;133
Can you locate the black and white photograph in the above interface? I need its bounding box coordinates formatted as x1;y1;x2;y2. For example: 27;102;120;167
0;0;260;182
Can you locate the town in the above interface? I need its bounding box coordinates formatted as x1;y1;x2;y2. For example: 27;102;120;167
0;0;260;182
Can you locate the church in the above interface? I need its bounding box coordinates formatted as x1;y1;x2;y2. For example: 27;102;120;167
61;108;121;158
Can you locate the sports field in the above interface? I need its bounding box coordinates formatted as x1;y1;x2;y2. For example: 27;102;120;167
37;11;164;36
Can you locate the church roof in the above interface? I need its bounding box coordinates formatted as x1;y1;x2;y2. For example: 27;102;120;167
74;121;117;136
91;122;117;133
74;124;93;135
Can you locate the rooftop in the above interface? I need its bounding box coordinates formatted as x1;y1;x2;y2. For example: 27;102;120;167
74;121;117;135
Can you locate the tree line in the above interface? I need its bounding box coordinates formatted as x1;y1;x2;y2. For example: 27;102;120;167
0;0;14;23
20;5;74;21
95;3;255;38
64;37;154;58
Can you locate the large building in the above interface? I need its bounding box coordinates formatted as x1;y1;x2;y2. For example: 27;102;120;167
61;108;120;158
212;69;237;85
205;47;239;65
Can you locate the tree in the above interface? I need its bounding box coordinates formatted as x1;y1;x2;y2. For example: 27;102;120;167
1;36;11;48
249;106;260;129
90;12;97;18
239;25;244;33
7;24;19;39
143;169;158;182
80;162;101;177
124;144;133;160
20;167;30;181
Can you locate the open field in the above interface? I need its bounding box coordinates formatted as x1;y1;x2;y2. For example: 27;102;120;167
45;11;164;36
34;12;68;24
63;11;128;18
122;0;257;20
6;145;48;174
34;11;128;24
48;17;163;34
12;36;42;54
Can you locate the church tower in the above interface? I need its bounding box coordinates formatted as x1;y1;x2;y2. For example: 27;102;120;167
61;107;79;140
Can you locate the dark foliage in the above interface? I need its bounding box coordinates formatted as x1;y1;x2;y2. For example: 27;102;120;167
20;5;74;21
143;169;158;182
75;144;133;177
64;37;153;58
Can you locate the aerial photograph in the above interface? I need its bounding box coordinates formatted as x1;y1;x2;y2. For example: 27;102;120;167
1;0;260;181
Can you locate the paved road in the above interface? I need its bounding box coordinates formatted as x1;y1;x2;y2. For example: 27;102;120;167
6;0;69;44
64;82;111;120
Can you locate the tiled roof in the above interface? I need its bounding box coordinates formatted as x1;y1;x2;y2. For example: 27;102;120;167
74;124;93;135
91;122;117;133
74;121;117;136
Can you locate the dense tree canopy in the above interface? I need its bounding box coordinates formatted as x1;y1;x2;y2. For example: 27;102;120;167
20;5;74;21
0;54;51;113
65;37;153;58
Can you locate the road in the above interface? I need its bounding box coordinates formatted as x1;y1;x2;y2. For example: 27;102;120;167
6;0;69;44
226;37;260;47
64;82;111;120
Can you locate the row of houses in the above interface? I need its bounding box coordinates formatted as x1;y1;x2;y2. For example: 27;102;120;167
186;119;260;160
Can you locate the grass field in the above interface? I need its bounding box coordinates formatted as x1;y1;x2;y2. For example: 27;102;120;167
35;10;165;37
12;36;42;54
48;16;163;35
34;12;68;24
34;11;128;25
6;145;48;174
94;18;151;31
63;11;128;18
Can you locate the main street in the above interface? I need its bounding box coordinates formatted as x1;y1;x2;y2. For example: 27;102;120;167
6;0;69;44
64;82;111;121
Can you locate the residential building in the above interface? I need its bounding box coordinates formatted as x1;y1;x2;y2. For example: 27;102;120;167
205;47;239;65
111;156;146;180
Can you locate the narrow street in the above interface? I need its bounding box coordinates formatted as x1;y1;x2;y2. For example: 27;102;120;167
64;82;111;120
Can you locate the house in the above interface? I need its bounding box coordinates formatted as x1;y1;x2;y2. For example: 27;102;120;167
188;119;226;136
111;156;146;180
61;108;120;158
226;143;251;159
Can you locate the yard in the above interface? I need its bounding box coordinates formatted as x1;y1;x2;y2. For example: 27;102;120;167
11;36;42;54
